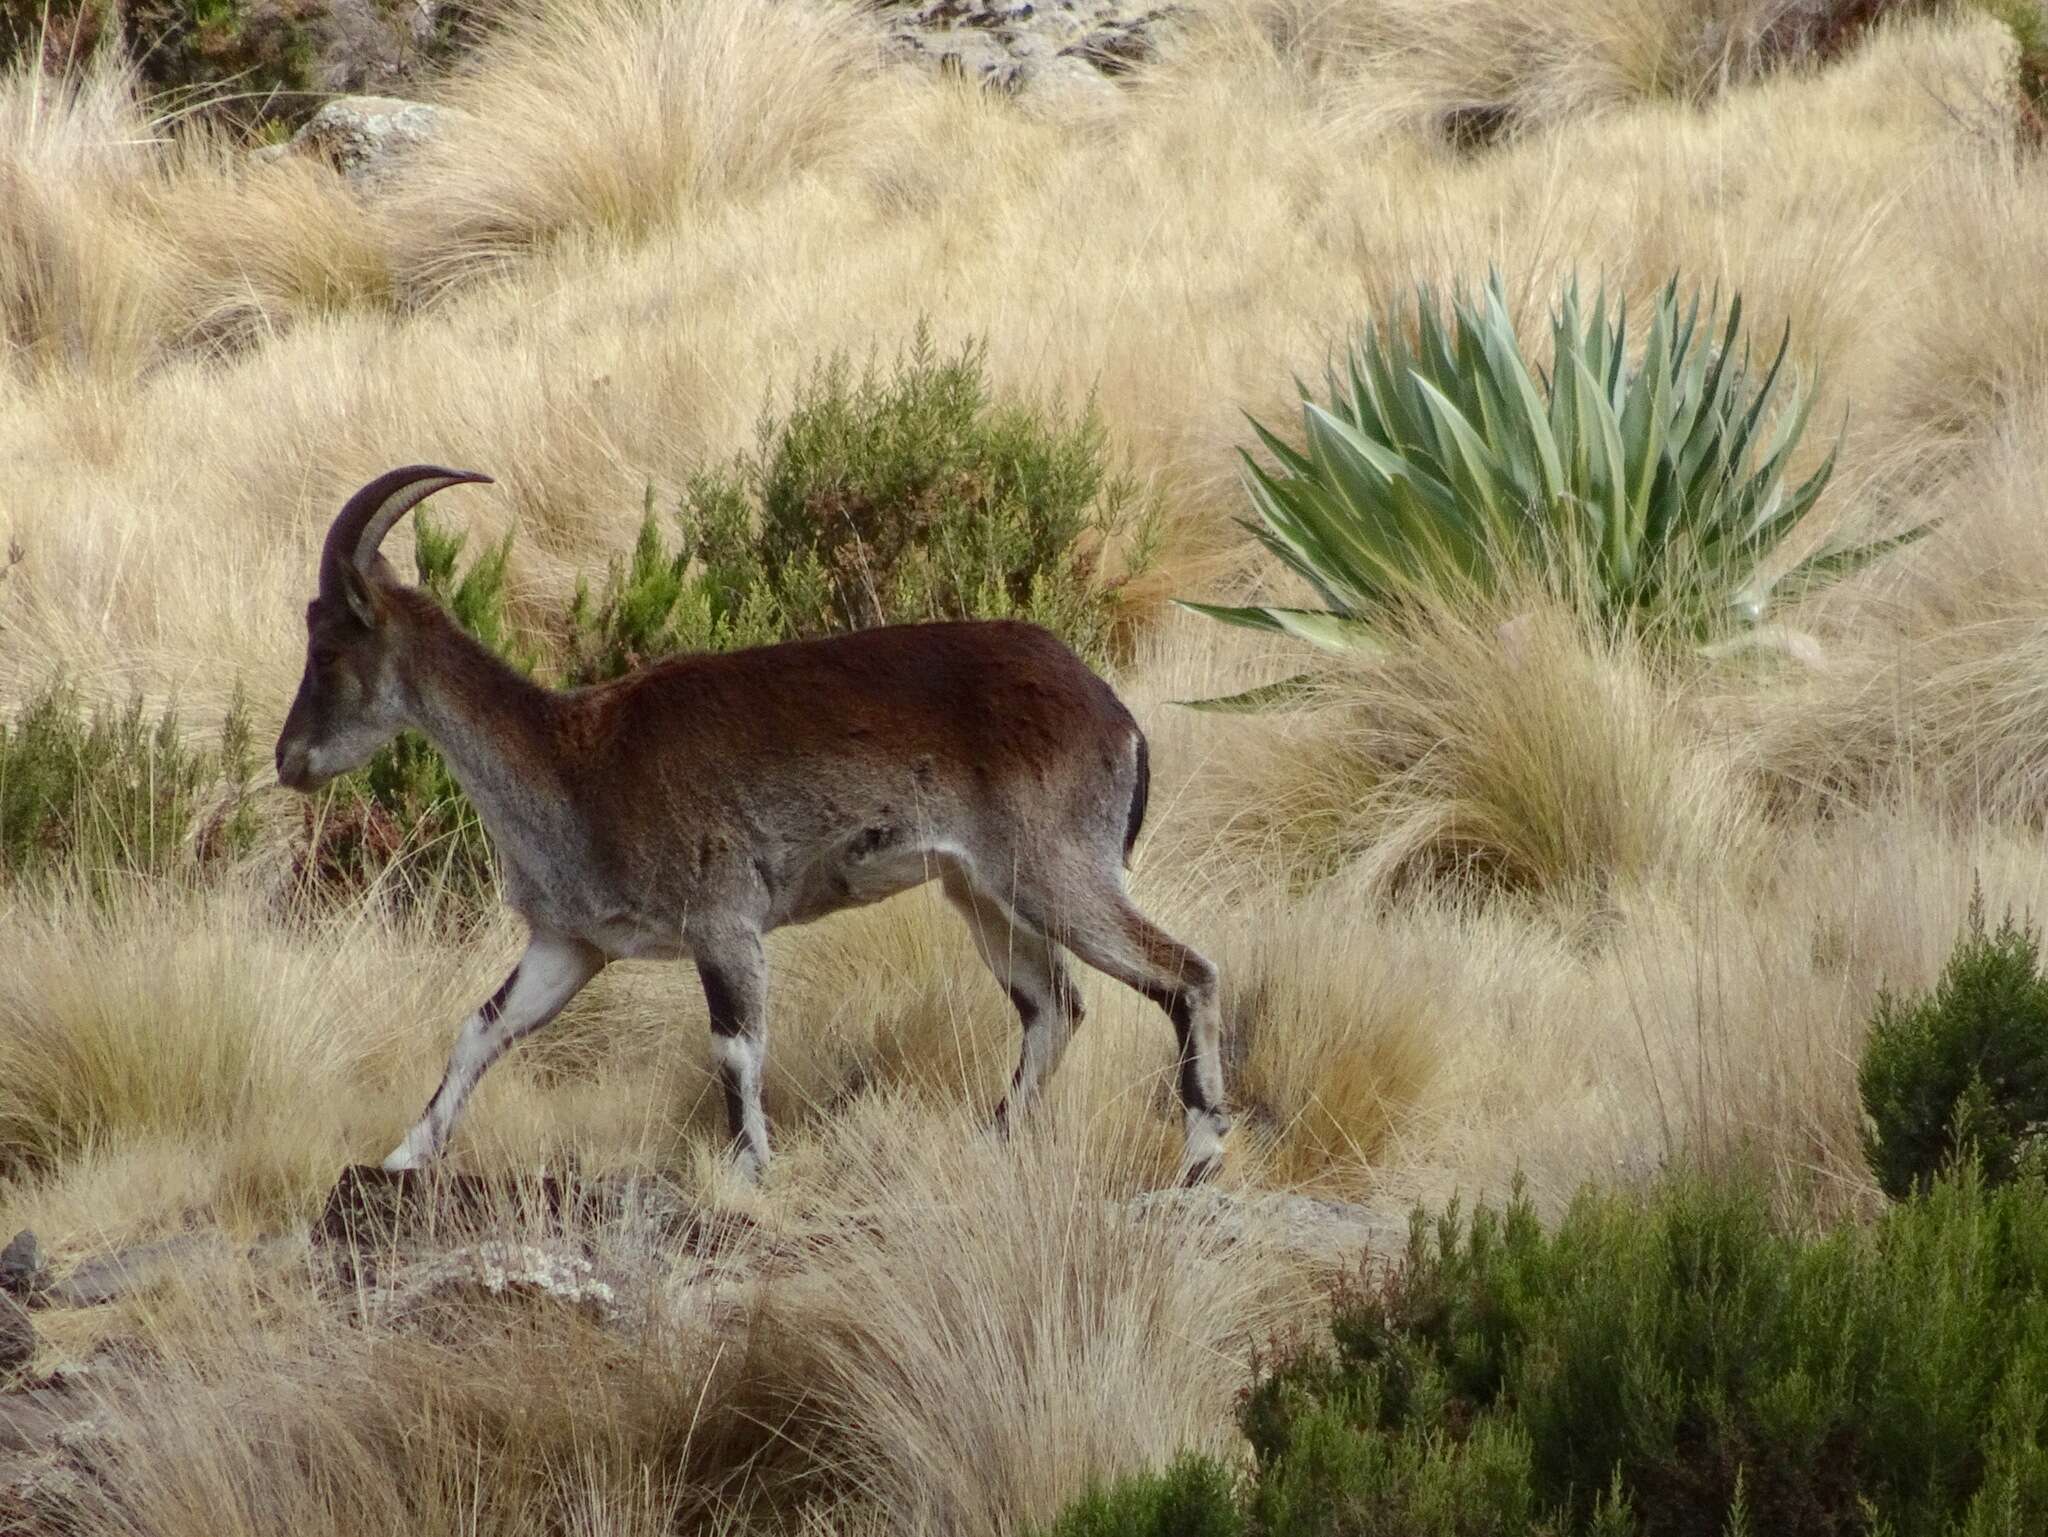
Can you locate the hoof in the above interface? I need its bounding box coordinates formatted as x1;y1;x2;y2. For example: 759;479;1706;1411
1176;1153;1224;1189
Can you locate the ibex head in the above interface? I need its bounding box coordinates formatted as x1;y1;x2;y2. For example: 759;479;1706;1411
275;465;492;791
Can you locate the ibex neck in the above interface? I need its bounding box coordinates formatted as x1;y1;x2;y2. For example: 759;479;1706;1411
389;594;570;850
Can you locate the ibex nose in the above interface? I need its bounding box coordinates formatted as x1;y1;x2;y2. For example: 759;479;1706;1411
276;739;311;791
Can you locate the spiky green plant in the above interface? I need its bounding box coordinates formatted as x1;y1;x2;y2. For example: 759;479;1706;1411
1185;272;1918;702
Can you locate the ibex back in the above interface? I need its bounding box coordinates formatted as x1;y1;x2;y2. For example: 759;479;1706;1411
276;466;1230;1183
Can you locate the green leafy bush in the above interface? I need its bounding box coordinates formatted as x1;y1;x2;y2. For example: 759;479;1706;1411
692;326;1150;665
1044;1455;1245;1537
0;680;256;893
1184;272;1914;698
561;485;786;686
1045;1168;2048;1536
1860;892;2048;1200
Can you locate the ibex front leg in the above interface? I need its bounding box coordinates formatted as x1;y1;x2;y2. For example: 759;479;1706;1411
696;929;772;1182
382;932;605;1171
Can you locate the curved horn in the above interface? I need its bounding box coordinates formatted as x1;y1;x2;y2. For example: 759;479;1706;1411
319;464;493;599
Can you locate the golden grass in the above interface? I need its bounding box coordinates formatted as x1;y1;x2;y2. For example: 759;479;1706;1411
385;0;895;297
8;0;2048;1527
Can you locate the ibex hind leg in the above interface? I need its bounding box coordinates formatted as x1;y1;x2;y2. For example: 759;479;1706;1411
1019;875;1229;1187
940;866;1083;1134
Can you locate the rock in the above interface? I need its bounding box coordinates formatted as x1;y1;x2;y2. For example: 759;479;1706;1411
0;1233;45;1302
0;1386;106;1528
0;1392;73;1458
0;1295;31;1379
874;0;1189;94
40;1236;216;1311
19;0;468;132
1124;1188;1412;1270
274;96;450;188
0;1449;88;1522
300;0;455;97
369;1239;626;1332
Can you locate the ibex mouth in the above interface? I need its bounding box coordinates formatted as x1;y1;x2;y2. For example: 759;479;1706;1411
275;739;320;792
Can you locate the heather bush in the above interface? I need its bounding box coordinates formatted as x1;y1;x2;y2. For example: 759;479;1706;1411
0;680;255;894
1046;1168;2048;1536
1860;891;2048;1199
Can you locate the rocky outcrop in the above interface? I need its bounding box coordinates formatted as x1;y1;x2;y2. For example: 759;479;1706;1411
0;1232;45;1304
0;1295;32;1380
3;0;464;129
873;0;1191;95
255;95;452;186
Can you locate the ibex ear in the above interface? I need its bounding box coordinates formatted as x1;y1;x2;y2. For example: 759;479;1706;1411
338;559;381;630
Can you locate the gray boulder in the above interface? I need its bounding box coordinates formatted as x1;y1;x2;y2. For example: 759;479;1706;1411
0;1232;44;1302
261;95;451;188
876;0;1189;94
0;1294;31;1380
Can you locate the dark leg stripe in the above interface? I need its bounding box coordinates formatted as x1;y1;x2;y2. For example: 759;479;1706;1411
479;965;521;1026
1142;983;1214;1113
701;965;745;1037
1178;1054;1212;1116
1005;985;1040;1026
1142;982;1195;1037
417;1070;450;1124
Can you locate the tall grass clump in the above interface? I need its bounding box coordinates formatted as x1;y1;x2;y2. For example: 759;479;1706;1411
0;51;173;384
1192;595;1750;900
387;0;887;295
1860;891;2048;1199
55;1249;760;1537
747;1133;1278;1532
1186;272;1907;701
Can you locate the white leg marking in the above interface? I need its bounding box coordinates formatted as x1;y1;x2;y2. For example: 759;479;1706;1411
382;932;603;1170
710;1031;769;1181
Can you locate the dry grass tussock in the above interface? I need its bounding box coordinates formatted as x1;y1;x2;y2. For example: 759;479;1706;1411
1185;590;1761;901
1195;0;1882;133
7;0;2048;1526
20;1134;1302;1536
385;0;897;296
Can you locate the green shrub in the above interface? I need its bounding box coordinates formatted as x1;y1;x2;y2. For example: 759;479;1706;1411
561;485;786;686
1047;1167;2048;1536
1860;892;2048;1200
1043;1454;1245;1537
563;334;1152;683
0;680;256;893
1183;272;1915;702
692;326;1150;665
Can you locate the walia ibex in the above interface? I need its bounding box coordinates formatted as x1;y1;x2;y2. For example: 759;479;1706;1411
276;466;1230;1183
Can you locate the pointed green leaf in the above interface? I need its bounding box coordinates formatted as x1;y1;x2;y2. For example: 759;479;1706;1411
1174;673;1327;712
